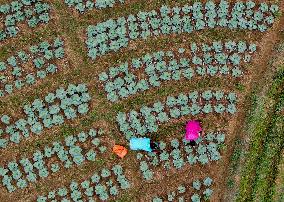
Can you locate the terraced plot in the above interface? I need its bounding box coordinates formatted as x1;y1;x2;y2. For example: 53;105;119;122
0;0;283;202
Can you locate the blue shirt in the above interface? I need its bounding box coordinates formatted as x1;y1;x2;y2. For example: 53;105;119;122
129;137;152;152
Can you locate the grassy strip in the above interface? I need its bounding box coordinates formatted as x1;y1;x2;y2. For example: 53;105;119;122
237;90;274;201
224;85;259;200
251;68;284;201
226;136;244;190
252;114;283;201
237;67;284;202
272;152;284;202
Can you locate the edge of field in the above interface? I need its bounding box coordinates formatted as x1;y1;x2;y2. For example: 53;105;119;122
224;40;284;201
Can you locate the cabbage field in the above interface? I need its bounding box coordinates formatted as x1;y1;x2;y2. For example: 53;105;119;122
0;0;283;201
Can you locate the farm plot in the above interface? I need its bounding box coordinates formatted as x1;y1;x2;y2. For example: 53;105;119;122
37;164;130;201
0;128;107;193
0;37;65;97
152;177;214;202
0;0;50;41
0;83;91;149
64;0;125;13
85;1;278;60
116;91;237;139
136;132;225;181
98;41;256;102
0;0;283;202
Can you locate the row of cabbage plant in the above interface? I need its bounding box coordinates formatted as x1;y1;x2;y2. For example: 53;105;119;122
99;41;256;102
136;132;225;181
0;128;106;193
64;0;125;13
37;164;130;201
152;177;213;202
116;90;237;140
0;37;65;97
86;1;278;60
0;0;50;41
0;83;91;149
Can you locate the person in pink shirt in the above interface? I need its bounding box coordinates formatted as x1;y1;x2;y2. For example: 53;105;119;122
185;120;203;146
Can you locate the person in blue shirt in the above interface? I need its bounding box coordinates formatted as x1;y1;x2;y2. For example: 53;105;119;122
129;137;159;152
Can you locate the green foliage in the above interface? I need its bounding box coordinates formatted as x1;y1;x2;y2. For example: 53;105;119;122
37;196;47;202
135;132;225;183
198;154;209;165
178;185;186;194
47;191;56;199
216;133;225;144
109;185;119;196
203;177;213;186
167;191;175;201
65;0;124;13
50;163;60;173
0;84;90;148
152;197;163;202
117;91;236;137
202;104;213;114
203;188;213;198
16;178;27;189
191;193;201;202
0;1;50;41
140;161;149;172
111;164;123;176
238;68;284;201
193;180;201;190
1;115;11;125
202;90;213;100
58;187;68;197
101;168;111;178
38;164;129;200
86;150;96;161
142;169;153;180
214;103;225;113
0;38;64;96
91;173;100;183
86;0;272;64
170;139;179;148
100;39;256;102
152;176;213;201
169;107;181;118
0;127;106;192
